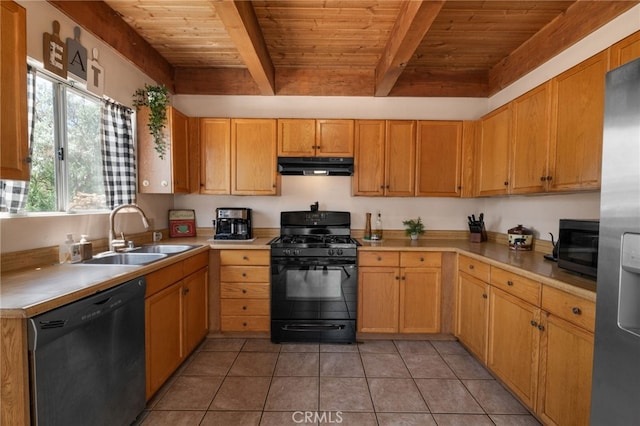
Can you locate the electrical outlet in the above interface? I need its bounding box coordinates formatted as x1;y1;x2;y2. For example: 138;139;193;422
152;231;162;242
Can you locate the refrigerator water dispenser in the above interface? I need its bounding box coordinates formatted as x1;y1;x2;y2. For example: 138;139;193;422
619;232;640;338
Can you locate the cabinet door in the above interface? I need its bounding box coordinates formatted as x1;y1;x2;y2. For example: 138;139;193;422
456;272;489;362
145;281;183;399
357;266;399;333
400;268;441;333
477;105;511;196
353;120;385;196
183;267;208;354
510;83;552;194
537;314;594;426
170;108;190;193
316;119;354;157
0;1;29;181
610;31;640;68
416;121;462;197
200;118;231;194
231;119;278;195
386;120;416;196
277;119;316;156
549;51;609;192
487;287;540;409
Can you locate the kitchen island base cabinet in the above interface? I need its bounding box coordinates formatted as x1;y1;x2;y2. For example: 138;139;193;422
145;251;208;400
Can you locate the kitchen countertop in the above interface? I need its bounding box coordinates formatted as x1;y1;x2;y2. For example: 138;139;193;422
1;236;595;319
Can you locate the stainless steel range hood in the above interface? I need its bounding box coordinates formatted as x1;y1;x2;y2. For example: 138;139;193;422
277;157;354;176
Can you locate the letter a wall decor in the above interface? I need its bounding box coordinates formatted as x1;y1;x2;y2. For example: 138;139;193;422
66;26;87;81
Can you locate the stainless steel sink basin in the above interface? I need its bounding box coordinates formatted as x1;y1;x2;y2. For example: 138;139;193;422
135;244;199;254
83;252;168;265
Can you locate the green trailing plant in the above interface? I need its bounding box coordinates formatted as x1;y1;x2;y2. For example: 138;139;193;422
402;217;425;237
132;84;170;159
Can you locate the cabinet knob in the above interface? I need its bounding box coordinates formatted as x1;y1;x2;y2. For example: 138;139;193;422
377;256;382;261
572;307;581;315
420;257;425;262
242;256;248;260
507;280;514;286
380;186;385;190
161;180;169;187
538;324;545;331
242;305;247;310
401;276;406;280
530;320;538;327
482;293;487;299
504;181;509;186
242;322;247;327
183;288;190;295
142;180;150;187
547;176;553;181
242;272;247;277
468;264;474;270
395;276;400;280
242;289;247;294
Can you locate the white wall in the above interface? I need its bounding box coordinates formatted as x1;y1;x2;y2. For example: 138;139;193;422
1;2;638;253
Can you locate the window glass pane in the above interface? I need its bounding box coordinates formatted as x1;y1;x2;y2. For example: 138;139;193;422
26;76;57;212
65;89;106;211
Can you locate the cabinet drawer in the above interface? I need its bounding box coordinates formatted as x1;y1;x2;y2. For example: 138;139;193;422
184;251;208;275
359;251;399;267
400;252;442;268
221;299;270;316
221;283;270;299
458;255;490;282
490;267;541;306
220;265;270;282
542;286;595;332
146;261;184;297
220;249;270;265
221;315;270;332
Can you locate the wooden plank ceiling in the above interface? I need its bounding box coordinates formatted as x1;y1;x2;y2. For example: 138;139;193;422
49;0;638;97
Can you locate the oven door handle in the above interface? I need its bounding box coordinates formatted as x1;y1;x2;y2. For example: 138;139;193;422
281;324;345;332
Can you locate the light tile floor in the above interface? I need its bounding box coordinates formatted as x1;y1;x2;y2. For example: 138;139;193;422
139;338;542;426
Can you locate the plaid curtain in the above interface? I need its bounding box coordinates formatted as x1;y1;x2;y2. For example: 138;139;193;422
0;66;36;213
101;101;137;208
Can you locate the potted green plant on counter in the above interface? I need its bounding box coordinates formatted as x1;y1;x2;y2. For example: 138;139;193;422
403;217;425;240
132;84;170;159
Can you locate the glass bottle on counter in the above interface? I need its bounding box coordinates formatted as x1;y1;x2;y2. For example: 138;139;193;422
372;211;383;241
364;213;372;240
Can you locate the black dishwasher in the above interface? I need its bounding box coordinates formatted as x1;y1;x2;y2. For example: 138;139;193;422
28;277;146;426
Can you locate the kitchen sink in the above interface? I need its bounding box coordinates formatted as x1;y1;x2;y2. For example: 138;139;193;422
134;244;200;254
82;252;168;265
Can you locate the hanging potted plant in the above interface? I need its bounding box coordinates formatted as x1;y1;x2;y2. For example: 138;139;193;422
403;217;425;240
132;84;170;159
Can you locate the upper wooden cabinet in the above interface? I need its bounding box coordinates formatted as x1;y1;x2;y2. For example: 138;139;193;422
510;82;553;194
476;104;512;196
548;50;609;192
610;30;640;68
416;121;463;197
277;119;316;157
200;118;231;194
353;120;416;197
315;119;354;157
1;1;29;181
138;106;190;194
231;119;279;195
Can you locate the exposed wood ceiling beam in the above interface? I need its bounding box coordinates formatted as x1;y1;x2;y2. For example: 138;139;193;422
213;0;275;96
47;1;174;91
374;0;445;97
488;0;639;95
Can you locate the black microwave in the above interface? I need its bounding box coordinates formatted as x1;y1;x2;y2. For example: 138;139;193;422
558;219;599;279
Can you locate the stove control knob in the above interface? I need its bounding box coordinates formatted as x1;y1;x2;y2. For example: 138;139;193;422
328;249;335;256
295;249;301;256
337;249;343;256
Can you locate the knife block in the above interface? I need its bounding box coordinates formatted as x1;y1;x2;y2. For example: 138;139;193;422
469;223;487;243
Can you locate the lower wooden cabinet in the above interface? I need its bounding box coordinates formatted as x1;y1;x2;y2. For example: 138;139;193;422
456;271;489;362
358;251;442;333
145;251;209;399
219;249;270;331
487;287;541;408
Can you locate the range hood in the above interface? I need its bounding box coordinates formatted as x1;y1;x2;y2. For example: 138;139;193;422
277;157;354;176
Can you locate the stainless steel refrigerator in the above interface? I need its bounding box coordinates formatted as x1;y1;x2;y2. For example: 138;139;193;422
590;57;640;424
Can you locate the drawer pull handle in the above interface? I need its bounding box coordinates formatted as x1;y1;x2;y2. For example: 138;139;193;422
538;324;545;331
530;320;537;327
507;280;514;286
572;307;581;315
242;289;247;294
242;306;247;310
469;264;475;270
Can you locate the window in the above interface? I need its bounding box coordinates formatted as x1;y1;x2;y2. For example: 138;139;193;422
28;74;107;212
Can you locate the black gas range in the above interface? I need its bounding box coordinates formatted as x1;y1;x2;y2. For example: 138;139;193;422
269;209;358;343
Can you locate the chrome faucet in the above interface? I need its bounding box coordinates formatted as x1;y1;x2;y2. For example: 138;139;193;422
109;204;150;251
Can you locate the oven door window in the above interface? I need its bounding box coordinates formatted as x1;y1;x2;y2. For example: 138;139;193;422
286;268;342;300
